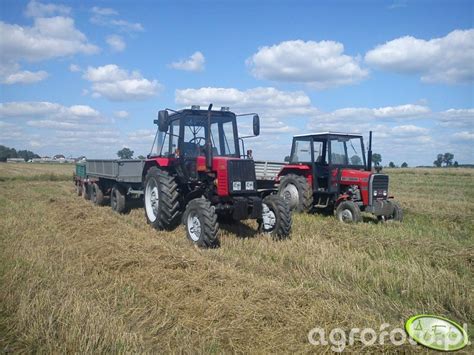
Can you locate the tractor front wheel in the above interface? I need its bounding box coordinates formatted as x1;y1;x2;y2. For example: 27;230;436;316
278;174;313;212
259;195;292;239
184;198;219;248
335;200;362;223
385;200;403;222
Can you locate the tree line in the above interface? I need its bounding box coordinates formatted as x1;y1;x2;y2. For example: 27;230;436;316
0;145;40;162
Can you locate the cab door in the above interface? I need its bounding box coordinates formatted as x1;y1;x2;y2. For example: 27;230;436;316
312;139;329;192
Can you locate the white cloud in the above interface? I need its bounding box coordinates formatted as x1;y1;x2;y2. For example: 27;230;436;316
247;40;368;89
391;124;429;136
25;0;71;18
0;101;102;122
438;108;474;128
0;61;48;84
90;7;144;33
114;110;129;119
91;6;118;16
453;131;474;141
69;63;80;72
170;51;205;72
83;64;161;101
0;17;99;64
106;35;126;52
365;29;474;84
175;86;314;117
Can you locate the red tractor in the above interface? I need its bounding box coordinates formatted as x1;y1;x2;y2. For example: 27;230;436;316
142;105;291;247
275;132;402;223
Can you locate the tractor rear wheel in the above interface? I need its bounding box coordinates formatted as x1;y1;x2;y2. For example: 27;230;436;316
335;200;362;223
278;174;313;212
110;186;126;213
259;195;292;239
91;183;105;205
144;167;181;230
184;198;219;248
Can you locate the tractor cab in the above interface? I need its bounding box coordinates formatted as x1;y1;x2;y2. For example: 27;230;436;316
288;132;366;192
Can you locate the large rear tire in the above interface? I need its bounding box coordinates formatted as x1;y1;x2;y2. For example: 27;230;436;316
259;195;292;240
278;174;313;212
144;167;181;230
184;198;219;248
110;186;126;213
91;183;105;205
335;200;362;223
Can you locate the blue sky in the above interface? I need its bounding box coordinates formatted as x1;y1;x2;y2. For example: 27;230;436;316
0;0;473;165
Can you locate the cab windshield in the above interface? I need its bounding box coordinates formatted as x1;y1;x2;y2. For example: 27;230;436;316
156;113;239;158
330;136;365;167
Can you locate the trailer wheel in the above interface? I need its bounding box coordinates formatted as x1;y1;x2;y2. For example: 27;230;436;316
335;200;362;223
385;200;403;222
259;195;292;240
82;183;90;200
91;183;105;205
144;167;181;230
278;174;313;212
75;183;82;196
110;186;126;213
184;198;219;248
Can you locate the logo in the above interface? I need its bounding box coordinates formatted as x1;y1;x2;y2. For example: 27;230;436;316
405;315;469;351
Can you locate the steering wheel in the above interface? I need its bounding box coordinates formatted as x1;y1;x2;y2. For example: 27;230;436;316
189;137;206;145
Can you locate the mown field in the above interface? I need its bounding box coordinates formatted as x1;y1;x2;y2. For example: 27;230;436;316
0;163;472;352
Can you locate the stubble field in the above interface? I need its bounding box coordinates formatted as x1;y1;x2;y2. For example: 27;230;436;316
0;163;472;352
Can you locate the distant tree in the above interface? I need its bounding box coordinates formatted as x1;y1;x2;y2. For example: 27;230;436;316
433;153;443;167
401;162;408;168
117;147;134;159
350;155;362;165
17;149;40;161
137;155;146;160
443;152;454;167
0;145;17;162
389;161;396;168
453;161;459;167
284;155;291;162
372;153;382;167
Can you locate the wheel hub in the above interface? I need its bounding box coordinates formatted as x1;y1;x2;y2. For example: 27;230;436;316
145;180;159;222
341;209;353;222
282;184;299;209
187;213;201;241
262;203;276;231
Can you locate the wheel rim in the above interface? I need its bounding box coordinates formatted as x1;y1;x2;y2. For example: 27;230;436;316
145;179;159;222
187;212;201;241
340;208;353;223
262;203;277;231
282;184;299;209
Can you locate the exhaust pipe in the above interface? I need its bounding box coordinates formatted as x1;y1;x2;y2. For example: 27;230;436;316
206;104;213;170
367;131;373;171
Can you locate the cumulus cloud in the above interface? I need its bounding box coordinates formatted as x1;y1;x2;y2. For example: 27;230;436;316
247;40;368;89
25;0;70;18
438;108;474;128
106;35;126;52
0;62;48;84
114;110;129;119
0;101;102;122
453;131;474;141
365;29;474;84
90;6;144;32
82;64;161;101
170;51;205;72
175;86;314;117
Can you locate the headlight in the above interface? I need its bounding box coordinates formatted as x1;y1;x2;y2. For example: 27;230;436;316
373;191;378;196
383;190;387;196
245;181;254;190
233;181;241;191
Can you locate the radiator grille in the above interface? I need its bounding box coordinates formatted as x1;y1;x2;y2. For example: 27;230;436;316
228;160;256;193
372;174;389;192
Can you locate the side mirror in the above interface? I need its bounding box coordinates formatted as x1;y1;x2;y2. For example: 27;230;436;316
253;114;260;136
157;110;169;132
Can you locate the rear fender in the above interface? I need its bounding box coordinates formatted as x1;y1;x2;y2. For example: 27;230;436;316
277;165;313;186
142;157;174;182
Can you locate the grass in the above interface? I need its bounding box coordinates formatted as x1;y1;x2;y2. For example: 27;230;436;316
0;162;73;181
0;165;472;352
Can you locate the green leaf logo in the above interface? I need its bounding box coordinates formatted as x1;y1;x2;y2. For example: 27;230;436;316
405;315;469;351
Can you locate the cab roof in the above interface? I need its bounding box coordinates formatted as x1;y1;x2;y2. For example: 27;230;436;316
293;132;363;138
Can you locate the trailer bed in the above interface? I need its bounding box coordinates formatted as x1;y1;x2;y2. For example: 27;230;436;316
254;161;286;181
86;159;145;183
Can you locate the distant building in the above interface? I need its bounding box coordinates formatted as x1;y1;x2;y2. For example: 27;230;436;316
6;158;25;163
